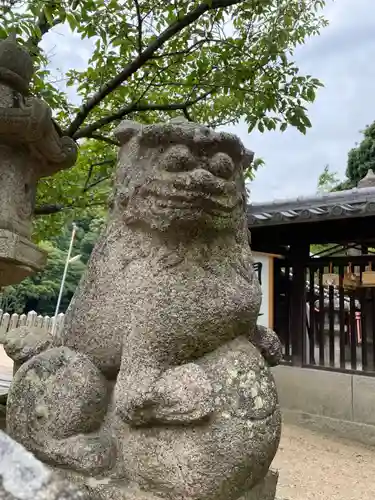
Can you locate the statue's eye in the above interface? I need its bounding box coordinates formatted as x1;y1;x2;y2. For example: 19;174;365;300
162;145;196;172
208;153;235;180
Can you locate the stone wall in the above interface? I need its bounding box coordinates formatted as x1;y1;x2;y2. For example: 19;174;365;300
273;365;375;445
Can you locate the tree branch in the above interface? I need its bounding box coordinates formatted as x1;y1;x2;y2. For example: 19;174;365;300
74;90;215;139
66;0;244;137
89;133;120;147
83;175;111;193
34;200;106;216
133;0;143;54
183;108;194;121
83;162;95;191
34;204;67;215
35;157;113;216
83;159;114;192
151;39;207;59
207;117;236;128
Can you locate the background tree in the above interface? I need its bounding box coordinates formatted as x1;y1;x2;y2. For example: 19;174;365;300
345;122;375;188
316;121;375;193
34;141;113;240
316;164;340;194
0;216;104;314
2;0;328;239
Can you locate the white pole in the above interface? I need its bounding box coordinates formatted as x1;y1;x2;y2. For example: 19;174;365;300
52;223;77;341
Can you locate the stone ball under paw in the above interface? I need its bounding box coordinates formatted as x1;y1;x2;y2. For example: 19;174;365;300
7;347;109;447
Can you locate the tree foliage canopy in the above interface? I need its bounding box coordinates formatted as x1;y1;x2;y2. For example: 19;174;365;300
0;216;104;314
317;121;375;194
2;0;328;239
316;164;339;194
345;122;375;188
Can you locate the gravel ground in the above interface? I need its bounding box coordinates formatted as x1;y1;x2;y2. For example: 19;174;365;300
272;423;375;500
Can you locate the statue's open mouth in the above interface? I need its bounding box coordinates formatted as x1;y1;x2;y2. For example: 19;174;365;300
142;177;241;216
154;191;238;214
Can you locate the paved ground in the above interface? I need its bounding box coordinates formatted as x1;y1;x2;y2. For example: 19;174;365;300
273;423;375;500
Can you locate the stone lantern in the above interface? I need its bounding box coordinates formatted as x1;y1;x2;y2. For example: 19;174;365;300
0;38;78;288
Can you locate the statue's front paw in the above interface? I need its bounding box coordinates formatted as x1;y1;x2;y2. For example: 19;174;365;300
251;325;283;367
151;363;214;423
117;364;214;426
44;433;117;475
3;326;52;367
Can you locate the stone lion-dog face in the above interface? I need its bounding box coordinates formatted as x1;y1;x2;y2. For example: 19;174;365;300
111;118;253;233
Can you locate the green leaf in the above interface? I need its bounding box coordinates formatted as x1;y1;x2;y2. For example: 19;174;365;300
307;87;316;101
280;122;288;132
66;13;78;31
43;5;54;25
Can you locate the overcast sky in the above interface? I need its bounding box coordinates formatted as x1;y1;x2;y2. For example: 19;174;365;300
41;0;375;203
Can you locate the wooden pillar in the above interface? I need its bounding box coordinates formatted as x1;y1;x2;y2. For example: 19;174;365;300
289;241;310;365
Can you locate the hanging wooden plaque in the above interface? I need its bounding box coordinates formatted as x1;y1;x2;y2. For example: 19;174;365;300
323;263;339;287
343;263;360;290
362;262;375;287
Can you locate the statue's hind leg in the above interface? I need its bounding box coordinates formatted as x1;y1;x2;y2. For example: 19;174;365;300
6;346;116;474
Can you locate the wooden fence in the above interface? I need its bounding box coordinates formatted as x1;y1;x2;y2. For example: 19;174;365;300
275;256;375;375
0;310;65;340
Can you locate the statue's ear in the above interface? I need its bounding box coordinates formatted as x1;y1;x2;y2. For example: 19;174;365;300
114;120;142;145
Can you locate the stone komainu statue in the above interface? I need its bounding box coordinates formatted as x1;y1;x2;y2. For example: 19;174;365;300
5;118;282;500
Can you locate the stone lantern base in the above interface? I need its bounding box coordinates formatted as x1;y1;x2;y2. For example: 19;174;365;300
0;228;47;287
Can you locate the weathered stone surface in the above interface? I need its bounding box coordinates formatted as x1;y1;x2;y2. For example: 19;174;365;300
252;325;283;367
6;117;281;500
358;168;375;188
0;229;47;287
3;326;52;367
0;39;33;94
58;470;279;500
7;347;115;475
0;430;86;500
239;470;279;499
0;38;77;287
0;38;77;175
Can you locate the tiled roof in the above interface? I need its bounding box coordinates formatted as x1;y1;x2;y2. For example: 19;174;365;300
247;186;375;227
